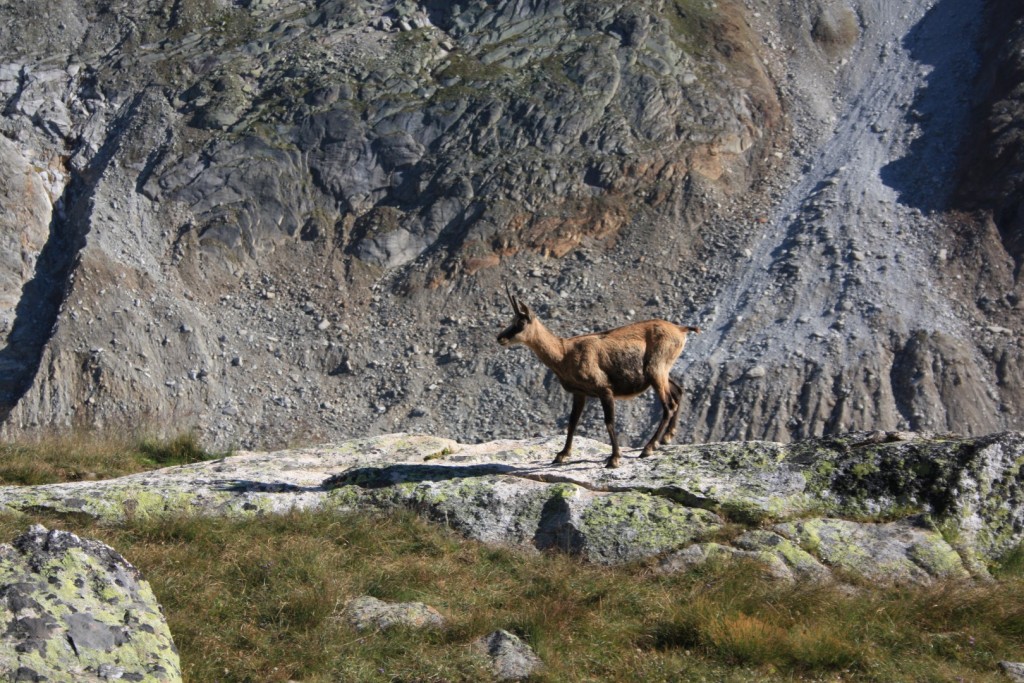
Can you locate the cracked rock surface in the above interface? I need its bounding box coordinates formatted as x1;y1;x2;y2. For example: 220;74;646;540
0;431;1021;583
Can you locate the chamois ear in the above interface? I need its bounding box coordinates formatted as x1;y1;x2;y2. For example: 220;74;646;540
519;301;534;321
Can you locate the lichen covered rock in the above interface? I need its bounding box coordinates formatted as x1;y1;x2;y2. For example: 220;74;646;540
773;517;969;584
345;596;444;632
0;525;180;682
0;432;1021;584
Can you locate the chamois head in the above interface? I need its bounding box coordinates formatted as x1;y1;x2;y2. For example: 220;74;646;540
497;286;536;347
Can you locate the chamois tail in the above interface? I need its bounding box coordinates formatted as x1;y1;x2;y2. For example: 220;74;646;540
678;325;701;334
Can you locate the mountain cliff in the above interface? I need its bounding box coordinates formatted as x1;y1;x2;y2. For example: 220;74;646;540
0;0;1020;448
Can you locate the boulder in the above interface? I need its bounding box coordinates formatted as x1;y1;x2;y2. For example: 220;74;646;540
0;525;180;682
345;596;444;631
1000;661;1024;683
659;530;831;582
773;517;969;584
472;630;543;681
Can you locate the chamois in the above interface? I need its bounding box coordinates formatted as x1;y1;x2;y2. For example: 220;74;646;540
497;288;700;468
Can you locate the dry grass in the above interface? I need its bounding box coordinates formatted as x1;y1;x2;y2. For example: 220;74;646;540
0;431;224;485
0;508;1021;683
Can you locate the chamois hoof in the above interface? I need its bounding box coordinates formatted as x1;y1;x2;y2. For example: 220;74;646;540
605;456;621;469
552;453;569;465
639;448;654;459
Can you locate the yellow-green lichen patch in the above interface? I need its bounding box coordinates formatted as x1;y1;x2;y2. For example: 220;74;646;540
658;541;798;581
906;533;970;579
323;484;364;509
0;526;181;681
105;487;207;520
732;529;831;581
777;518;873;567
577;491;722;564
774;517;968;584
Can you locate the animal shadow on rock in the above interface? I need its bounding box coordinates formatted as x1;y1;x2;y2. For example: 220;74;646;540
322;463;522;489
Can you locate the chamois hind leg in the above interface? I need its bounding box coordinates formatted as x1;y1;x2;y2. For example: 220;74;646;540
599;393;622;468
554;393;586;464
642;377;674;458
661;379;683;445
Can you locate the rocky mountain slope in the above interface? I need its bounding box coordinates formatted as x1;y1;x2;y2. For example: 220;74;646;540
0;0;1020;448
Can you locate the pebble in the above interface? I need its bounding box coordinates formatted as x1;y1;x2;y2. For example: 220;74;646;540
745;366;767;379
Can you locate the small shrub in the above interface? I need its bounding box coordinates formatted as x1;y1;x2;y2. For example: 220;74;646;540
994;543;1024;578
136;432;222;467
708;613;789;664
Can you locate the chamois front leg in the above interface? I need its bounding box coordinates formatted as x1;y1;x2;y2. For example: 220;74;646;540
554;393;586;464
599;393;622;468
642;376;676;458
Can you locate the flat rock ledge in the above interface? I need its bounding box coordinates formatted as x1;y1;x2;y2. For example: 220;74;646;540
1;432;1023;583
0;525;180;682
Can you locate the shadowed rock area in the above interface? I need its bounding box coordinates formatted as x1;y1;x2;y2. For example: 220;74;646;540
1;432;1021;583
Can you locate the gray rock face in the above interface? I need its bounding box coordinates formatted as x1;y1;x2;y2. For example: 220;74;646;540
0;0;785;451
0;525;181;682
0;432;1021;585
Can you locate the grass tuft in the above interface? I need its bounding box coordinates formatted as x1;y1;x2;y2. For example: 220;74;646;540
0;431;225;485
136;432;224;468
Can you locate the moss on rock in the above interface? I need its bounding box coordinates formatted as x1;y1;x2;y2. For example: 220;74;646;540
576;491;722;563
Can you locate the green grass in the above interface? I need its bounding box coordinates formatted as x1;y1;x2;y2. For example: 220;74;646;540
0;432;226;485
0;508;1022;683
